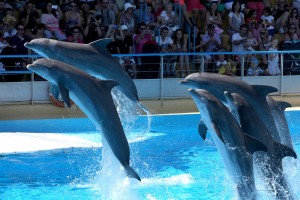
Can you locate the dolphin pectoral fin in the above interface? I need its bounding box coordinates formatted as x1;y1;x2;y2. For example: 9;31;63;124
276;101;292;111
244;133;268;154
198;120;208;140
211;121;225;143
89;38;113;53
253;85;278;96
58;83;71;108
274;142;297;159
125;165;141;181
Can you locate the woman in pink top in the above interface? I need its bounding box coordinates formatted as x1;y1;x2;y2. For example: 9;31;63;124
40;3;66;40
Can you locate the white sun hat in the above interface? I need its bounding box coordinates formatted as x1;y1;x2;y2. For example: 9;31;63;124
123;2;136;13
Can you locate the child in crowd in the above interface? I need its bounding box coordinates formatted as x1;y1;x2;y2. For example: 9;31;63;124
267;39;280;75
247;56;265;76
261;7;275;36
218;55;238;76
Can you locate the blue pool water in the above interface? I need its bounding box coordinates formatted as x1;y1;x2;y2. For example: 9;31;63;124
0;111;300;199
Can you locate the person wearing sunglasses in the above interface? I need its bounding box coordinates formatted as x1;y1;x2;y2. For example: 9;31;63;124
64;2;82;32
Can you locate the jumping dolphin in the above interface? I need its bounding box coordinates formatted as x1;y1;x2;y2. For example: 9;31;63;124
24;38;148;112
26;58;141;181
224;91;297;199
180;72;282;144
189;88;267;200
267;96;294;150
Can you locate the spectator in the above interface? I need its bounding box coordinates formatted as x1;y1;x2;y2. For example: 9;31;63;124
284;24;299;42
231;24;248;53
288;8;300;32
19;1;40;39
244;29;259;51
245;9;259;39
143;3;159;31
160;2;179;37
40;2;67;40
67;26;84;43
200;23;222;72
156;26;176;76
106;24;122;54
64;2;82;32
133;0;147;23
185;0;206;32
227;0;244;37
206;1;223;35
119;2;137;36
261;7;275;36
246;0;265;21
218;54;238;76
272;0;290;34
267;39;280;75
10;24;30;55
79;0;96;10
258;27;273;65
247;56;265;76
82;10;103;43
118;25;137;78
173;28;189;77
133;22;154;64
32;23;47;39
95;0;116;35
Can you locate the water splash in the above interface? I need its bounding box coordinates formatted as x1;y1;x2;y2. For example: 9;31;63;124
93;137;139;200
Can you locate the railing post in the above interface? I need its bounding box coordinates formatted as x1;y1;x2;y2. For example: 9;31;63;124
160;55;164;107
241;56;245;79
280;53;284;96
200;56;204;72
31;72;34;105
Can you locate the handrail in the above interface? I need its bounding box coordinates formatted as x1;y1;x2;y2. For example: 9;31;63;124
0;50;300;105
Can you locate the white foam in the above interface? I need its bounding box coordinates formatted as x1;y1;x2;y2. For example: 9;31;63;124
141;174;194;186
0;132;100;154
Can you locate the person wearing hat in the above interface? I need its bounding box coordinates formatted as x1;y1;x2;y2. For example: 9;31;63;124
200;23;222;72
119;2;137;36
118;24;137;78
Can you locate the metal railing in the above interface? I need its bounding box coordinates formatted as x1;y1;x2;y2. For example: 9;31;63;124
0;50;300;104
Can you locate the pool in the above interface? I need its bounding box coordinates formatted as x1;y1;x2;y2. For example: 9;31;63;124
0;111;299;200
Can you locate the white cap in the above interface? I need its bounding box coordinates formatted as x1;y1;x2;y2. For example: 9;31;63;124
123;2;136;13
121;25;128;31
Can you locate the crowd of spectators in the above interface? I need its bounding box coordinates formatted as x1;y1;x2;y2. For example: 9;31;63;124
0;0;299;80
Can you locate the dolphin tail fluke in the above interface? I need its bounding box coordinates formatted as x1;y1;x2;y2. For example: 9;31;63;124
274;141;297;159
125;165;141;181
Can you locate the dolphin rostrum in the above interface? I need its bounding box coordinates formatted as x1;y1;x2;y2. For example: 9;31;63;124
24;38;148;112
224;91;297;199
180;72;282;144
26;58;141;181
189;88;267;200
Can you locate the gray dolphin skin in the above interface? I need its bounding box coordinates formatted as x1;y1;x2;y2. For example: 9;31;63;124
189;88;267;200
225;92;297;199
180;72;282;144
267;96;294;149
24;38;148;112
26;58;141;181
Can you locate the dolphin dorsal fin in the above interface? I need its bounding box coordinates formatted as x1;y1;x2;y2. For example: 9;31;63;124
89;38;113;53
274;141;297;159
211;121;225;143
100;80;119;91
198;119;208;140
244;133;268;154
58;83;71;108
253;85;278;97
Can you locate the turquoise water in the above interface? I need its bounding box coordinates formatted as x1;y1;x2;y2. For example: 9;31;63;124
0;112;299;199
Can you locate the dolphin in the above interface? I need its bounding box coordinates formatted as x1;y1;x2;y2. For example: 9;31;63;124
267;96;294;150
224;91;297;199
26;58;141;181
189;88;267;200
180;72;282;144
24;38;148;112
